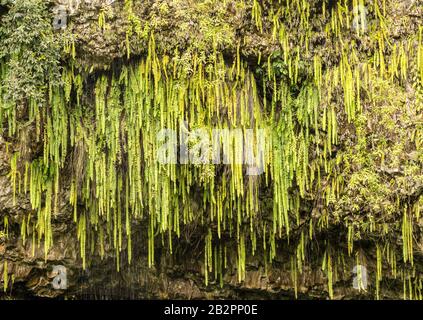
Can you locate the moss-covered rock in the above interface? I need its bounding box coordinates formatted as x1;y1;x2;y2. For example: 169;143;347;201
0;0;422;300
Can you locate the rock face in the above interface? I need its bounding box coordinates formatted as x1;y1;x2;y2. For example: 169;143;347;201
0;0;422;300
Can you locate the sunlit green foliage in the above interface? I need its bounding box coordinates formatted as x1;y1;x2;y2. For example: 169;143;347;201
0;0;61;105
0;0;422;299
